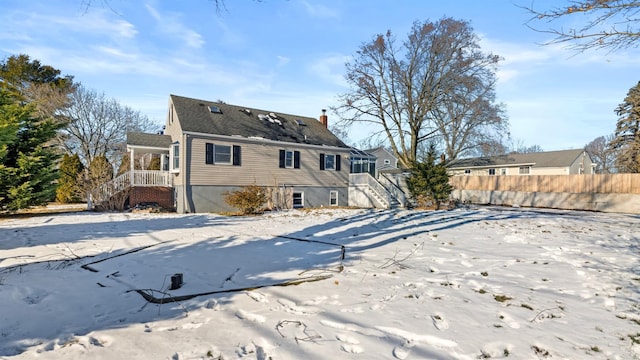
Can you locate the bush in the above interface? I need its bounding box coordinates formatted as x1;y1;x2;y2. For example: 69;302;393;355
223;184;267;215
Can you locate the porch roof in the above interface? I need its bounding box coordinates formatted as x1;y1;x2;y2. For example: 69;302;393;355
127;132;172;152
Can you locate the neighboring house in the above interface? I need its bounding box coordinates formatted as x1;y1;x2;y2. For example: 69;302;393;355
122;94;351;213
447;149;597;176
365;147;399;177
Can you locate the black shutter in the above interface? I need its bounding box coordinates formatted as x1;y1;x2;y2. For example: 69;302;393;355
319;153;325;170
336;155;341;171
232;145;241;166
205;143;213;164
279;150;285;168
294;151;300;169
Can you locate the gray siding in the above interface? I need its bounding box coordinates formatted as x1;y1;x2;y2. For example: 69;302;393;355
175;184;347;213
186;134;349;187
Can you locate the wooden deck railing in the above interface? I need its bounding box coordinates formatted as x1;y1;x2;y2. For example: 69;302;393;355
89;171;172;208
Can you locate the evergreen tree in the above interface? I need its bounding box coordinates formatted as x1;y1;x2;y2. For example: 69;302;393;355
406;144;452;209
611;81;640;173
56;153;84;203
0;87;62;211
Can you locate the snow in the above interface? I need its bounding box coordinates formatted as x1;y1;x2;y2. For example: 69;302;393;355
0;206;639;359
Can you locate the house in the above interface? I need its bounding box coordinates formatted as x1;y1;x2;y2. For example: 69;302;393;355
365;147;399;177
447;149;597;176
121;94;352;213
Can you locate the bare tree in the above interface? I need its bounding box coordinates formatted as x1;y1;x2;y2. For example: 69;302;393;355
57;85;157;172
505;138;544;154
523;0;640;52
333;18;504;168
432;66;508;160
585;134;618;173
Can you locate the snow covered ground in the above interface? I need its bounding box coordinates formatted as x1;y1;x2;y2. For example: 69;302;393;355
0;206;638;359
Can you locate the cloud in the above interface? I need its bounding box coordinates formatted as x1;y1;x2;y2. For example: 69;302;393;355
144;4;204;49
2;8;137;40
298;0;340;19
276;56;290;67
309;53;351;87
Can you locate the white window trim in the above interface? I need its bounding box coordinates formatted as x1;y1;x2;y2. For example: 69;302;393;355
519;166;531;175
214;144;232;165
170;142;180;173
329;190;338;206
293;192;304;208
285;150;294;168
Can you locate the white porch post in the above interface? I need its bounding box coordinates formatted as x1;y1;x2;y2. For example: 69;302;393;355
160;153;166;172
130;148;135;186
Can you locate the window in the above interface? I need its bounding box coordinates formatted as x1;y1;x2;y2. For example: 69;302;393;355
206;143;241;166
171;142;180;172
464;169;471;175
208;105;222;114
500;168;507;175
293;192;304;208
325;154;335;170
320;153;341;171
279;150;300;168
519;166;531;175
488;168;496;176
162;154;169;171
330;191;338;206
384;159;391;165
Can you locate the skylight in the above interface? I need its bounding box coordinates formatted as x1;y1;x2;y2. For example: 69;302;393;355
295;119;306;126
208;106;222;114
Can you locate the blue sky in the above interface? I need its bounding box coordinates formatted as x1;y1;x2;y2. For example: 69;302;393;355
1;0;638;152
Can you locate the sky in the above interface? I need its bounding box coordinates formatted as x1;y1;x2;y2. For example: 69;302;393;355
1;0;638;152
1;207;639;358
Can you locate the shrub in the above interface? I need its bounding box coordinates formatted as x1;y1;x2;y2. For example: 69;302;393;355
223;184;267;215
406;143;452;209
56;153;84;203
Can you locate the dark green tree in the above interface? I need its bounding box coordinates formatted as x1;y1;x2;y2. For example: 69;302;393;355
56;153;85;203
0;88;63;211
406;144;452;210
0;54;75;119
611;81;640;173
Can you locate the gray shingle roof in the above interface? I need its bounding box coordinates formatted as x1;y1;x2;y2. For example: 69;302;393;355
170;94;349;148
448;149;586;169
127;132;172;148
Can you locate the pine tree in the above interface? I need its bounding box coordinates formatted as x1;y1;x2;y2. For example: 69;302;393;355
0;87;62;211
56;153;84;203
406;144;452;209
611;81;640;173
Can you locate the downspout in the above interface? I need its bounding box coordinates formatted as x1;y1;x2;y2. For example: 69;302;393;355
182;133;194;213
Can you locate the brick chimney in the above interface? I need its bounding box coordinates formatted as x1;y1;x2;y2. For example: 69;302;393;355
319;109;328;128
